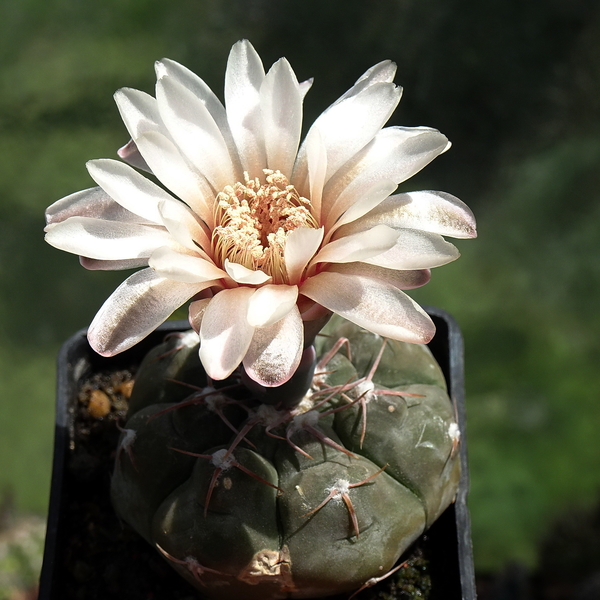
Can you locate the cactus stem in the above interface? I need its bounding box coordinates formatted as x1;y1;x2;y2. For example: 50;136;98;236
347;558;409;600
155;543;229;585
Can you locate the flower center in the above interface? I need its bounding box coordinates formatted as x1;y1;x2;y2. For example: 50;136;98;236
212;170;318;284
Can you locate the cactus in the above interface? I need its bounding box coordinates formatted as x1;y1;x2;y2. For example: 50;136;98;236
111;316;460;599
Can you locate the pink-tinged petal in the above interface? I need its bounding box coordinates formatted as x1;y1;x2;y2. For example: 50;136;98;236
156;76;236;192
224;259;271;285
326;180;397;240
300;271;435;344
247;284;298;328
322;127;450;228
261;57;303;177
45;187;152;226
284;227;324;285
225;40;267;178
45;217;173;260
199;287;256;380
148;247;227;283
157;199;211;255
188;298;211;333
117;139;151;172
243;305;303;386
88;268;204;356
299;78;314;99
80;257;148;271
328;262;431;290
310;224;398;266
86;159;179;224
341;191;477;239
362;229;460;270
293;82;401;187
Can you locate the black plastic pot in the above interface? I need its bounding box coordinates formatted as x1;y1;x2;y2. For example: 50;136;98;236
39;308;476;600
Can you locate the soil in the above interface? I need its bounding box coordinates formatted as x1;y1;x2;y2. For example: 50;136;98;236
55;366;436;600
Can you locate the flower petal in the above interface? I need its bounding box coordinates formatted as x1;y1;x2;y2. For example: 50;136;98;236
261;57;303;177
340;191;477;239
155;58;231;140
156;57;243;182
157;198;211;255
322;127;450;229
284;226;324;285
114;87;163;140
304;128;327;221
299;78;314;99
156;75;237;191
300;271;435;344
225;40;267;177
199;287;256;380
310;224;398;266
45;187;151;226
132;131;215;226
86;159;179;224
247;284;298;328
326;179;397;240
292;59;398;187
88;268;203;356
149;247;227;283
45;217;173;260
114;87;216;222
80;257;148;271
243;305;303;386
224;259;271;285
362;229;460;270
117;139;151;172
328;262;431;290
294;81;401;187
188;298;212;333
335;60;398;103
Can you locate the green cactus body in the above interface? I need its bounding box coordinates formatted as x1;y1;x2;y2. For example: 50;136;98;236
111;317;461;599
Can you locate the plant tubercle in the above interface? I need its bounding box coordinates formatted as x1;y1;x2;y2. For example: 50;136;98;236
44;40;476;599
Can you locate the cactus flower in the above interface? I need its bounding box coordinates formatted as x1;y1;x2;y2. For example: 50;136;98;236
44;40;476;387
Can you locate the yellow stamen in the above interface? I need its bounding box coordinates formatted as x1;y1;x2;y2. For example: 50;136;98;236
212;170;318;284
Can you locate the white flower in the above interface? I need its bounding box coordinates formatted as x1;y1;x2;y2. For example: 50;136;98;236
45;40;476;387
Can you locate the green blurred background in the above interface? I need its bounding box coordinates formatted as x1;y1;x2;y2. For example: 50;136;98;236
1;0;600;591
